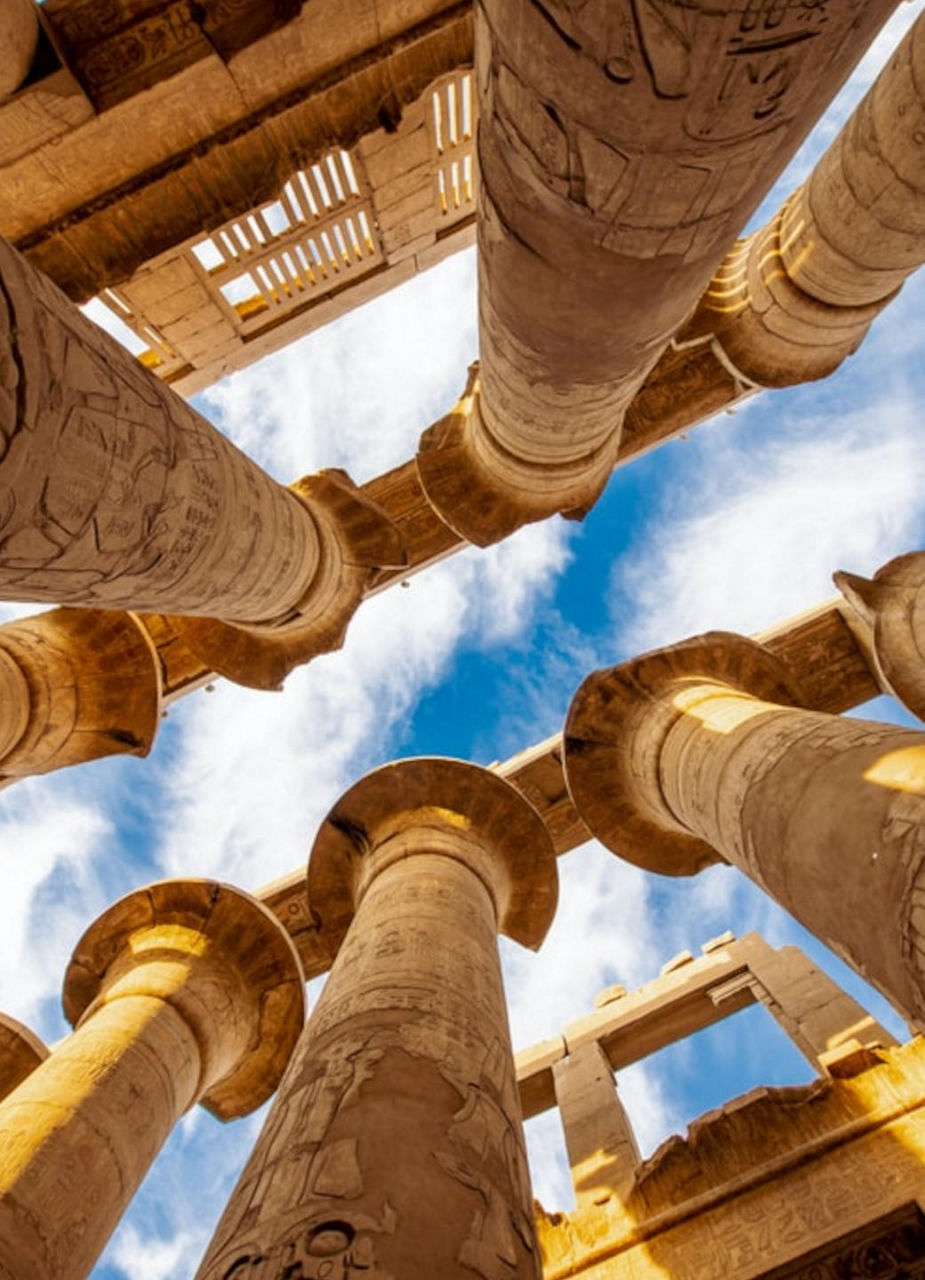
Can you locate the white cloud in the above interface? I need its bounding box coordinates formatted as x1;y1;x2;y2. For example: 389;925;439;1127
155;515;569;890
197;250;478;482
106;1225;202;1280
614;389;925;653
0;778;109;1036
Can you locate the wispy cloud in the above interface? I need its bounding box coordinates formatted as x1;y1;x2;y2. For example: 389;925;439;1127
155;515;570;890
105;1226;202;1280
0;778;110;1038
197;252;478;482
613;380;925;653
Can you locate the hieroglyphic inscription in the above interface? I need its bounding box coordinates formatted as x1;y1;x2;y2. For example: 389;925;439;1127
40;0;304;111
0;235;317;620
196;854;538;1280
656;1138;916;1279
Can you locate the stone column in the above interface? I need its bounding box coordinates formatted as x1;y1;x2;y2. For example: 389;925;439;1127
416;0;899;545
552;1043;638;1212
0;879;305;1280
0;233;396;625
0;608;162;783
0;1014;46;1103
195;758;558;1280
0;0;38;97
836;551;925;724
564;633;925;1030
680;11;925;392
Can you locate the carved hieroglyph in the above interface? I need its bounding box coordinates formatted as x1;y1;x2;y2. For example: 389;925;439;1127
0;234;319;620
564;633;925;1029
680;10;925;390
0;880;305;1280
417;0;900;544
195;759;558;1280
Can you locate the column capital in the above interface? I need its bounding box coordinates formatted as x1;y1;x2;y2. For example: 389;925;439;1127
564;632;802;876
172;470;406;691
416;365;616;546
62;879;305;1121
308;757;558;957
0;1012;47;1102
836;551;925;721
0;609;161;780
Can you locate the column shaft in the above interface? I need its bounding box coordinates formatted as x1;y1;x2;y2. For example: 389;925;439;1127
0;995;201;1279
681;11;925;391
418;0;900;544
0;880;304;1280
782;13;925;309
197;852;539;1280
553;1042;638;1212
660;682;925;1026
0;235;318;620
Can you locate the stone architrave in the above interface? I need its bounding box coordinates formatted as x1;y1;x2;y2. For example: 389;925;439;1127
0;1014;46;1104
836;552;925;725
564;633;925;1030
0;880;305;1280
195;758;558;1280
416;0;900;546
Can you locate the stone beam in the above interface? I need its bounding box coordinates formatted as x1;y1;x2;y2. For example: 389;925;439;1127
194;759;557;1280
39;0;308;114
2;1;473;300
415;0;900;546
515;931;895;1125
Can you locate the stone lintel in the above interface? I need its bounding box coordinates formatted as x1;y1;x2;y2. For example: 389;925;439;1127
62;879;305;1120
563;632;803;876
308;756;558;958
516;939;757;1121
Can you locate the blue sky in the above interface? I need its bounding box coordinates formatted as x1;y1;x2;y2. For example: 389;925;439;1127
2;6;925;1274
